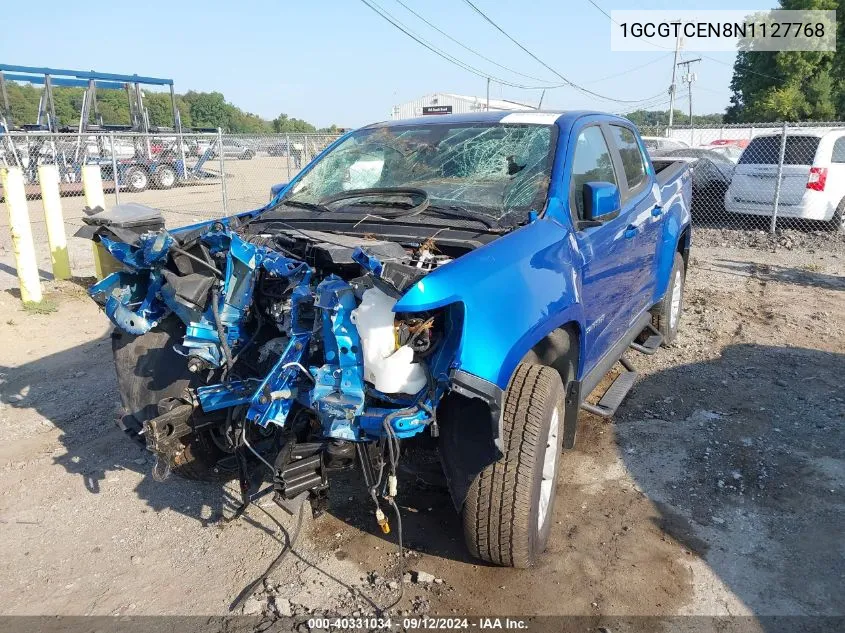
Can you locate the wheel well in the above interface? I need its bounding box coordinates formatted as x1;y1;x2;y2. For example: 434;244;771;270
678;225;691;270
521;322;580;387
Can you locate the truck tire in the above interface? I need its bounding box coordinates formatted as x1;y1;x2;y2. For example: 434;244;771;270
112;317;227;481
153;164;177;190
124;166;149;193
463;364;565;568
651;251;685;345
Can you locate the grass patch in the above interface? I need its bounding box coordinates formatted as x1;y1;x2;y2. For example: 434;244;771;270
22;297;59;314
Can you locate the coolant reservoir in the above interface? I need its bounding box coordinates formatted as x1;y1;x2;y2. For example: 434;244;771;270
350;287;427;394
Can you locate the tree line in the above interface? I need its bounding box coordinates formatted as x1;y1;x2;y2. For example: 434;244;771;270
726;0;842;122
2;82;337;134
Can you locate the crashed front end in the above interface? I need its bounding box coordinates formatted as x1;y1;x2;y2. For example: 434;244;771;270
86;203;464;521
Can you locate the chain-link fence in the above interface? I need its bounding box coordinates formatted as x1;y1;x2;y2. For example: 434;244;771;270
1;123;843;284
0;130;339;281
0;130;340;217
640;122;845;239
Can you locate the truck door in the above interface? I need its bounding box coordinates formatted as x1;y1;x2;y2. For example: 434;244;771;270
606;124;662;323
569;124;634;368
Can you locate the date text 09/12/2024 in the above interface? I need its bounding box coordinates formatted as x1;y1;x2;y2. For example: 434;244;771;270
306;617;528;630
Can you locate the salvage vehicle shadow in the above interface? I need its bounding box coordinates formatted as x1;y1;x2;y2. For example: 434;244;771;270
325;451;472;564
708;259;845;292
615;343;845;619
0;335;249;530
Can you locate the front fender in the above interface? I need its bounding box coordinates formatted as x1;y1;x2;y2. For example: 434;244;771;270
394;218;585;389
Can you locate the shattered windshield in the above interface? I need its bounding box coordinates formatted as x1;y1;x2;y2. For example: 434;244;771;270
282;122;555;225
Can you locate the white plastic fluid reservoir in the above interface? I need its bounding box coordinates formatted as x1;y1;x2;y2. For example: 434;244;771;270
350;287;428;394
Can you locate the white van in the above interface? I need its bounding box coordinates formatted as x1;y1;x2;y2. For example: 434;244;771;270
725;131;845;229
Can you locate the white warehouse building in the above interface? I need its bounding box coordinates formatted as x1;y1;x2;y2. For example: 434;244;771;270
391;93;537;120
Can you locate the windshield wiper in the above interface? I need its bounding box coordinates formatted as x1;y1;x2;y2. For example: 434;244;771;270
281;199;333;213
423;204;500;230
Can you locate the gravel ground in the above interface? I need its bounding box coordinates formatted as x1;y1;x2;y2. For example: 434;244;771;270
0;244;842;631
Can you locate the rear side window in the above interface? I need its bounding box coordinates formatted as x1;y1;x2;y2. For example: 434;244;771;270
570;126;617;219
832;137;845;163
739;136;821;165
609;125;647;191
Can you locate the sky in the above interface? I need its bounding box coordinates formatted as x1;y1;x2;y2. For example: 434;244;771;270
1;0;775;128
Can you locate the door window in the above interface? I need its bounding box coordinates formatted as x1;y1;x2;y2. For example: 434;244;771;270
609;125;647;195
570;126;617;220
831;137;845;163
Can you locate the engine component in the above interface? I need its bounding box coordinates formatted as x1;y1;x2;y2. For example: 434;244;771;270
351;287;427;395
273;441;329;502
411;247;452;271
396;317;434;354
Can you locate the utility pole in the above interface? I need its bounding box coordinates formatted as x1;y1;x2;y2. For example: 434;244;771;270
667;30;682;133
677;58;701;145
486;77;490;111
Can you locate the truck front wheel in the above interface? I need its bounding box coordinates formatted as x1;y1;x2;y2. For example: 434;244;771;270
462;364;565;568
112;317;227;481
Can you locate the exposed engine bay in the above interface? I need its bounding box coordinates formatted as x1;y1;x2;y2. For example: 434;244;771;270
84;203;470;527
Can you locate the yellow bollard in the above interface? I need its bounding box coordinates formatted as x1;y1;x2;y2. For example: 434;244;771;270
37;164;71;280
1;167;43;304
81;164;106;210
81;164;120;279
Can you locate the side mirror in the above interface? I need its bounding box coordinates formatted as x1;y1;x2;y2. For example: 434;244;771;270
581;181;621;227
270;182;288;198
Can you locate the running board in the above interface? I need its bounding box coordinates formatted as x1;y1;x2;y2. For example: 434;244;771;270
580;358;638;418
629;322;663;355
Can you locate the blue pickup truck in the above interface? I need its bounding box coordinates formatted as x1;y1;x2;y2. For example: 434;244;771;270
86;110;691;569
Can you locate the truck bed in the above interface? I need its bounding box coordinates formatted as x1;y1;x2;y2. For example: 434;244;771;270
652;157;693;187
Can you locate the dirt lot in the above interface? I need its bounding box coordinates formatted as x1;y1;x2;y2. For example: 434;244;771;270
0;239;843;631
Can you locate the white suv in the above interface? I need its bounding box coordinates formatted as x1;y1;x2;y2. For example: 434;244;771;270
725;130;845;229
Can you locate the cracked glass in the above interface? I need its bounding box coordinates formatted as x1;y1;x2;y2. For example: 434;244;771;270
285;122;555;225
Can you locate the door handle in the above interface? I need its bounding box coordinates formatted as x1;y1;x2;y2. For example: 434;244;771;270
624;224;639;239
651;205;663;217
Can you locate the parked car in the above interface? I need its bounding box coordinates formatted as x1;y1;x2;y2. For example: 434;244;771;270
194;139;214;156
701;144;743;163
641;135;689;152
709;138;749;149
268;139;306;167
725;131;845;230
656;147;736;217
267;140;289;157
84;136;136;160
203;138;255;160
85;111;691;568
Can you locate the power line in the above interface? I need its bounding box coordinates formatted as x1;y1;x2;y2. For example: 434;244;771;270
458;0;665;104
584;53;673;85
357;0;564;90
390;0;563;87
699;54;784;83
585;0;614;23
615;93;688;117
395;0;670;90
